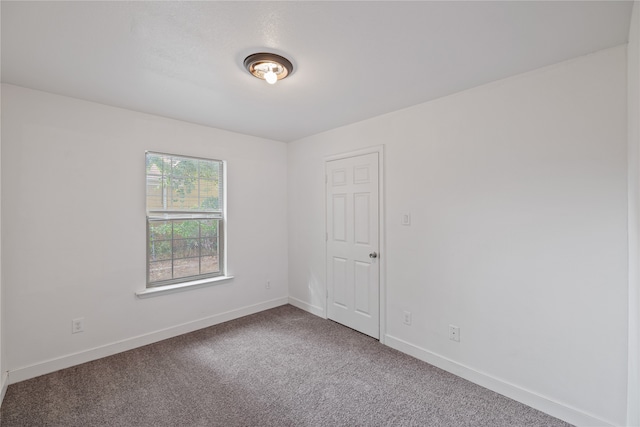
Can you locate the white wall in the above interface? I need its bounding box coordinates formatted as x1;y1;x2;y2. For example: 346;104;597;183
1;84;288;381
629;2;640;426
0;41;630;427
288;46;628;426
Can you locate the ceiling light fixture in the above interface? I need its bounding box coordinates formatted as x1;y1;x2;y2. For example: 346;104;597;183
244;52;293;85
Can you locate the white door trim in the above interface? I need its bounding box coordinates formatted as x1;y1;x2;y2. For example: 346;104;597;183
324;145;386;344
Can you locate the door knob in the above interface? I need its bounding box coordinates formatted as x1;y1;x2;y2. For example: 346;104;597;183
369;252;378;259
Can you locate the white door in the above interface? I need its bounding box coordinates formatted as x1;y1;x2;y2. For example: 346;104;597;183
326;152;379;339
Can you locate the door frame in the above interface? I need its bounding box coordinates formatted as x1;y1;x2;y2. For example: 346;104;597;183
324;145;386;344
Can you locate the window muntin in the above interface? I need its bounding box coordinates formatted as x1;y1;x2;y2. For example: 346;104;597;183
146;152;224;287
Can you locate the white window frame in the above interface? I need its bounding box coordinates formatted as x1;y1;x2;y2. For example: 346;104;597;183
144;151;228;290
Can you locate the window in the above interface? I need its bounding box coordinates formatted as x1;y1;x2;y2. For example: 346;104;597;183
146;152;225;287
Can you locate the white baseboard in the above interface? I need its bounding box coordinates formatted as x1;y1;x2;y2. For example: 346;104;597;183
0;370;8;406
288;296;324;318
4;300;614;427
384;334;615;427
8;297;289;385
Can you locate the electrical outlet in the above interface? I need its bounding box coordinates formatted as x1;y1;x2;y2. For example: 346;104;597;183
72;318;84;334
266;281;271;290
403;311;412;325
449;324;460;342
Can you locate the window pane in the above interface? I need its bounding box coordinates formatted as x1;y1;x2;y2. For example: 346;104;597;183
173;220;199;239
173;257;200;279
173;238;199;259
149;221;172;240
146;153;222;213
146;153;168;175
200;220;218;237
146;154;167;210
170;186;199;210
199;159;218;179
169;158;199;210
149;239;172;261
200;241;215;256
149;260;172;282
146;176;165;210
146;153;225;286
200;234;218;256
201;256;219;274
172;158;198;178
200;160;221;211
199;179;219;210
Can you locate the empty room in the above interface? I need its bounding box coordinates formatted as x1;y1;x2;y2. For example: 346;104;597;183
1;1;639;426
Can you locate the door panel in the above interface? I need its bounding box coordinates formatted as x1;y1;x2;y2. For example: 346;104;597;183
354;261;371;315
326;152;379;339
332;194;347;241
332;257;348;308
354;193;370;244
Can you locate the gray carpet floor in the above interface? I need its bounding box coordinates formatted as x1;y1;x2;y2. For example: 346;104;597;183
1;304;572;426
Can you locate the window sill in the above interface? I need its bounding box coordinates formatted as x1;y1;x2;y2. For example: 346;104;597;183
135;275;234;299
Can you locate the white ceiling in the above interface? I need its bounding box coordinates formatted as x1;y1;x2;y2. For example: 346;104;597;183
1;1;633;142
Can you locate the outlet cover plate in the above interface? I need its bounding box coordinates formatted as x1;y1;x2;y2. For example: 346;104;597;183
403;311;412;325
72;318;84;334
449;324;460;342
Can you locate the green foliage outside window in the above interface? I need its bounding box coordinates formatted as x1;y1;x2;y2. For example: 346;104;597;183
146;152;224;285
